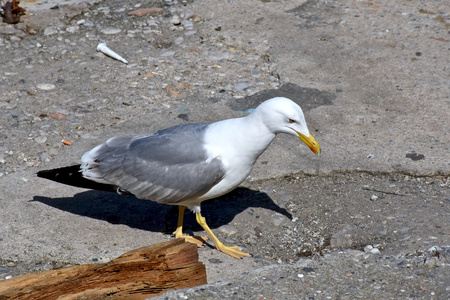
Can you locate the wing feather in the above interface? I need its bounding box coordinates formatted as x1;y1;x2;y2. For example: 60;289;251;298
81;124;225;204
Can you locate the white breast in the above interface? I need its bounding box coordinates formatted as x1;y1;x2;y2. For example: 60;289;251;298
198;117;275;201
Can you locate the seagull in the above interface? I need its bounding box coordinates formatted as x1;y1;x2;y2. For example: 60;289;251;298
37;97;321;258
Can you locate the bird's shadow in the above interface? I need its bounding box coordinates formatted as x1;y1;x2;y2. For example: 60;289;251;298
32;188;291;234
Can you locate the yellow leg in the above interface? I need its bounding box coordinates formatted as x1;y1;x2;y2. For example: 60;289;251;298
172;206;207;247
195;211;251;259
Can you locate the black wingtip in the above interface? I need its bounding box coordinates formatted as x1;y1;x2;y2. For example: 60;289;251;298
37;164;119;193
37;164;81;179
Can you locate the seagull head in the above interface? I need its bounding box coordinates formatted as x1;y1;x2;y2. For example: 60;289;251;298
254;97;321;155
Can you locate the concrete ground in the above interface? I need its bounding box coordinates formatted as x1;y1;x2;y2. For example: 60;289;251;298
0;0;449;298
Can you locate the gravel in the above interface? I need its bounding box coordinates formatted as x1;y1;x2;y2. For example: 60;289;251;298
156;247;450;300
0;0;449;298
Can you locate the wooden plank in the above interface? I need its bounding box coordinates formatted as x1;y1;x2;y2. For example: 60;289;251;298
0;239;207;299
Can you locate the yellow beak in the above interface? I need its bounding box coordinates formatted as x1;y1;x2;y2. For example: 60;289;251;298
297;131;321;156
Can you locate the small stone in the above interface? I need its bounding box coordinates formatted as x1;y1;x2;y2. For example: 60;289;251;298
42;262;54;271
181;20;194;29
302;267;315;273
101;27;122;35
34;136;47;144
208;258;223;264
171;15;181;25
184;30;197;36
81;20;94;27
37;83;56;91
97;6;110;14
364;245;373;252
146;19;159;27
169;25;183;32
370;248;380;254
370;194;378;201
174;36;184;45
48;112;67;120
251;69;261;78
270;82;280;87
128;7;164;17
271;213;286;226
183;10;194;19
66;25;79;33
234;81;252;91
218;224;237;235
13;56;27;63
254;226;263;237
43;27;58;36
6;262;16;267
364;245;380;254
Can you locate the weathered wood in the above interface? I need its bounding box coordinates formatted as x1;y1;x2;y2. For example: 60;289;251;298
0;239;207;299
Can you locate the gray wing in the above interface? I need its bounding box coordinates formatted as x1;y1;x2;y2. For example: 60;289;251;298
82;124;225;204
154;123;208;135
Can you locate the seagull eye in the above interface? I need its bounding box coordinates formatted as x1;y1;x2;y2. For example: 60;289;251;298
288;118;296;123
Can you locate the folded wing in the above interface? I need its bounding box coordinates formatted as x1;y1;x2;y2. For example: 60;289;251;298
81;124;225;204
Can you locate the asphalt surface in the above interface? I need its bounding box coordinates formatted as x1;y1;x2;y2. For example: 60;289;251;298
0;0;449;298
